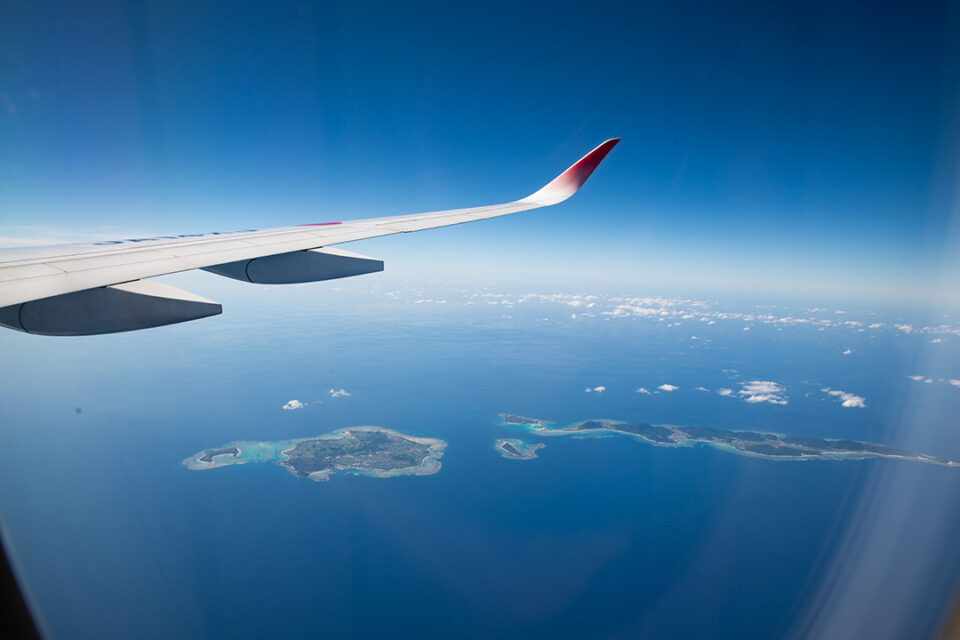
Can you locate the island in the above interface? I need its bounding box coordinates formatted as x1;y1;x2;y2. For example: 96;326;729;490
501;416;958;466
198;446;239;463
500;414;550;427
183;426;447;482
494;438;545;460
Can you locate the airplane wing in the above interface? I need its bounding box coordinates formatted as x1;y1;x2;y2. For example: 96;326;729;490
0;138;619;335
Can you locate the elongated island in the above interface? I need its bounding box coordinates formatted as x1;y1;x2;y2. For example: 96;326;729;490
499;414;958;466
184;426;447;481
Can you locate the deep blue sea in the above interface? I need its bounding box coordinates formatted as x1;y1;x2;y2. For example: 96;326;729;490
2;275;959;639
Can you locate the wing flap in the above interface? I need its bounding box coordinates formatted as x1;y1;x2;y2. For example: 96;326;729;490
0;263;66;282
53;250;182;273
167;239;259;258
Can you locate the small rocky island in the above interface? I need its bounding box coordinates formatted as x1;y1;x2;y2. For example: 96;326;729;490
184;426;447;482
197;447;240;463
494;438;545;460
500;415;958;466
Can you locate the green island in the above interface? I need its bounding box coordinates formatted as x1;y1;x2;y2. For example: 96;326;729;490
494;438;545;460
499;415;958;466
500;414;548;427
183;426;447;482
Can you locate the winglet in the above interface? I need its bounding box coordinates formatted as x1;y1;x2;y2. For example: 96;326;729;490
523;138;620;205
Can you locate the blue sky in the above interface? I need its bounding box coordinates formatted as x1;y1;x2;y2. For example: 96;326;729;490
1;0;959;302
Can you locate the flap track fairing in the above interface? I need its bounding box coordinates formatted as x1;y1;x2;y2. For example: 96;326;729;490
0;280;221;336
202;247;384;284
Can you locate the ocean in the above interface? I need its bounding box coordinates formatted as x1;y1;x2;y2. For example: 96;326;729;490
1;277;958;638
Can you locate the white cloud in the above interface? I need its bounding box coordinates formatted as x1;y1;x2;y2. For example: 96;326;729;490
822;388;866;409
695;386;709;392
636;387;651;394
658;384;679;392
329;388;352;398
282;399;305;411
738;380;788;405
717;388;734;397
949;379;960;388
908;375;933;384
585;386;606;393
842;348;852;355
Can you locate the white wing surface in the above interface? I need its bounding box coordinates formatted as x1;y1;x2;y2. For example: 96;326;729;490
0;139;619;335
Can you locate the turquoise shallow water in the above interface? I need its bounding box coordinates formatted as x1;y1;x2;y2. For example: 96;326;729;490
1;287;959;638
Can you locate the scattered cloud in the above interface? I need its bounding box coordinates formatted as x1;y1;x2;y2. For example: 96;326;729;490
930;338;943;344
282;400;305;411
822;388;866;408
585;386;606;393
717;388;734;397
738;380;788;405
658;384;679;392
364;287;960;344
842;348;852;355
329;388;352;398
695;386;709;392
908;375;933;384
636;387;651;394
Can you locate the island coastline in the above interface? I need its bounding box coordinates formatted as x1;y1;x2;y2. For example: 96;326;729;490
184;426;447;482
494;438;545;460
499;416;958;467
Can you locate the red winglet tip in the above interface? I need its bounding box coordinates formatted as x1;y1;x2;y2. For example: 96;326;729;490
526;138;620;204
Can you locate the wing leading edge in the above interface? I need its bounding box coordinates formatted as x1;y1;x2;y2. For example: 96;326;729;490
0;138;619;335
